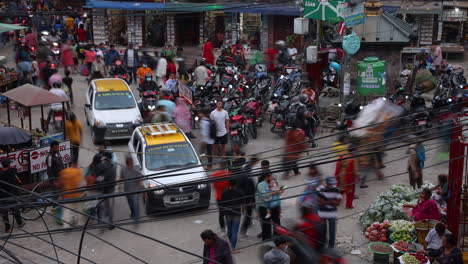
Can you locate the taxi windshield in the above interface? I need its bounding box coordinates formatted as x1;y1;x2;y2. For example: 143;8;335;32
95;91;135;110
145;142;198;171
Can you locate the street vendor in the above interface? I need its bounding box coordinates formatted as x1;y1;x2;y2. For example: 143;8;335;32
404;188;441;222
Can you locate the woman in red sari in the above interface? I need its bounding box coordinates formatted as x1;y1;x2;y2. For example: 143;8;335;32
405;188;441;221
335;149;358;209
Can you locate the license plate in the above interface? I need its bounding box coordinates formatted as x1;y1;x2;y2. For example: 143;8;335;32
115;124;124;128
112;129;128;133
246;119;253;123
230;130;238;135
418;120;427;125
276;122;283;126
171;196;191;202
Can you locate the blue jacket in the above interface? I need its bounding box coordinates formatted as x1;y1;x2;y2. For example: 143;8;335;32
105;49;120;66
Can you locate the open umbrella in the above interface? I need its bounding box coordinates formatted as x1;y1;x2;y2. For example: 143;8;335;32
0;23;28;34
0;127;31;145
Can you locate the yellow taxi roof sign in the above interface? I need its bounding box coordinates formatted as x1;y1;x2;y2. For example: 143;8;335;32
140;123;186;145
95;79;129;92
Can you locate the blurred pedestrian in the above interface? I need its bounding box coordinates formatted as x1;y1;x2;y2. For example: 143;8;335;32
84;45;96;73
282;123;307;179
239;155;259;237
257;173;281;241
84;154;102;217
61;39;75;74
62;70;74;104
220;180;243;253
155;53;168;88
335;147;358;209
199;108;214;168
226;144;245;173
105;44;120;72
46;141;64;180
317;175;342;248
173;97;195;138
121;155;143;223
151;105;170;123
0;158;25;233
77;23;86;42
65;112;82;164
57;161;85;229
123;43;139;84
165;72;178;94
298;164;322;213
408;142;425;189
264;237;291;264
200;229;233;264
94;151;117;230
210;162;231;236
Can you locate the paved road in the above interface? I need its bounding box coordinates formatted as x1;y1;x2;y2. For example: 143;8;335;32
0;43;451;264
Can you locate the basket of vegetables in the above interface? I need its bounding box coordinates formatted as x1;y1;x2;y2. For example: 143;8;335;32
399;253;429;264
389;230;416;243
390;220;415;233
368;242;394;264
364;221;390;242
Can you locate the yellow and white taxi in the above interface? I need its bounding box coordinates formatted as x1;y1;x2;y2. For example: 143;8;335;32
128;123;210;213
85;78;142;144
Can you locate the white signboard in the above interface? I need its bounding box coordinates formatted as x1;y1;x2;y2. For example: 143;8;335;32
0;149;32;173
29;141;71;174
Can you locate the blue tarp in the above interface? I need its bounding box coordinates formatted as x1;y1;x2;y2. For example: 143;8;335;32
84;0;165;10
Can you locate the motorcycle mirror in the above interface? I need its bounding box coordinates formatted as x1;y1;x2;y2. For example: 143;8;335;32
223;98;228;102
53;42;59;47
41;31;49;36
85;103;91;108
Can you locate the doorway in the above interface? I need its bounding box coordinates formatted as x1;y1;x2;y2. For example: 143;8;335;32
175;13;200;46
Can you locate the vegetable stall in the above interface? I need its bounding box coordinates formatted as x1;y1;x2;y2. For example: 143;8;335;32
360;184;444;264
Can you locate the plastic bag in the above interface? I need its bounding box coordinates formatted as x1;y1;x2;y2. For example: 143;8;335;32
342;32;361;55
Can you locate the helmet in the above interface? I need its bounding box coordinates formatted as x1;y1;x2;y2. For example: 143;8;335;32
275;40;286;47
329;61;341;72
299;94;307;104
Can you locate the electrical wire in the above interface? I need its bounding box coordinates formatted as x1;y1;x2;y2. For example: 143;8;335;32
0;107;460;204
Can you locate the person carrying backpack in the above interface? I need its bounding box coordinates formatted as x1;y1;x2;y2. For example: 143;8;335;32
199;108;215;169
287;96;307;129
94;151;117;229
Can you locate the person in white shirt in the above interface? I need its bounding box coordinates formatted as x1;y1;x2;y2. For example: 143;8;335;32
199;109;214;168
155;52;168;89
425;223;451;255
47;82;69;125
210;101;230;158
287;44;297;61
194;61;209;87
123;43;139;84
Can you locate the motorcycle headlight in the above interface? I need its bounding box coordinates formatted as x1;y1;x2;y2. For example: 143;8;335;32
228;84;233;89
148;105;156;110
234;75;238;80
95;119;106;128
200;86;204;90
194;116;200;121
405;95;409;99
197;184;207;189
359;106;364;110
447;98;453;103
338;103;342;107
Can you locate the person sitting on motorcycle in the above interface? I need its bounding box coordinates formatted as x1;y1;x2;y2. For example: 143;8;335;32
136;63;154;85
48;66;63;89
109;59;127;76
276;40;291;71
301;86;316;105
47;81;69;126
216;48;236;67
140;73;159;93
294;205;326;251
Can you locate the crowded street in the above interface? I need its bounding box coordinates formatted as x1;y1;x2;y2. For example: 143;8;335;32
0;1;468;264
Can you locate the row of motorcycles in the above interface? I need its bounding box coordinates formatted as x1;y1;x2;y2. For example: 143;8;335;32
190;62;306;146
337;62;468;137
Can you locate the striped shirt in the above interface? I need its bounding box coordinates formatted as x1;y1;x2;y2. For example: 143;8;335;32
317;185;342;219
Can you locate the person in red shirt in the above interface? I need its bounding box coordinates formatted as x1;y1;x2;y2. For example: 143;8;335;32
210;163;231;235
294;206;326;250
282;124;307;179
165;57;177;82
77;24;86;42
202;41;215;65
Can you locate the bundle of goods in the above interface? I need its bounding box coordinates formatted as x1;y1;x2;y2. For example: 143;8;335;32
399;253;429;264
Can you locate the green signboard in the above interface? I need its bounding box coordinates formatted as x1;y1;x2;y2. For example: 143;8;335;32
357;57;386;96
303;0;345;23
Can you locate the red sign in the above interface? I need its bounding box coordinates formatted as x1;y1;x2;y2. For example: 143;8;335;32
0;149;32;173
29;141;71;174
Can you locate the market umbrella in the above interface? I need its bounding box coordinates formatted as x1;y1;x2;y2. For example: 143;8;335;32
0;127;31;145
0;23;28;34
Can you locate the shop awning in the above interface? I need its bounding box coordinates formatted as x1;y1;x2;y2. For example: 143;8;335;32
84;0;300;15
384;1;443;15
84;0;165;10
1;84;69;107
0;23;28;34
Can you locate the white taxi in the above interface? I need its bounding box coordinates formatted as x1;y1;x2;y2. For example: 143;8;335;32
128;123;211;213
85;78;142;144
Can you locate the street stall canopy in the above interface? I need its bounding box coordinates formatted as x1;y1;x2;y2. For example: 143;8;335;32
0;127;31;145
1;84;69;107
0;23;28;34
84;0;300;15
